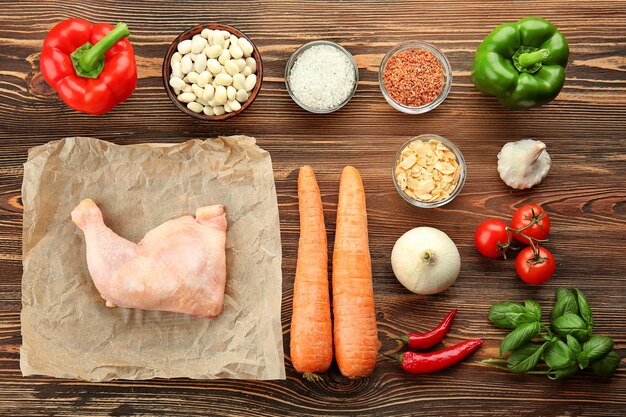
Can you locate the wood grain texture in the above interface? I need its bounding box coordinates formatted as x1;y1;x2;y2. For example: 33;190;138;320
1;0;626;415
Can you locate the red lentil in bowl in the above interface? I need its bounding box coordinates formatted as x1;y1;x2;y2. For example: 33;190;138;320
379;41;452;114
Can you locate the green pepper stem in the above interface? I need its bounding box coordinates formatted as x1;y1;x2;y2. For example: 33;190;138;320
79;22;130;72
518;49;550;69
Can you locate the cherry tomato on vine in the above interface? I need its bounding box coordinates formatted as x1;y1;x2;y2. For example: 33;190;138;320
515;246;556;285
510;204;550;245
474;219;510;258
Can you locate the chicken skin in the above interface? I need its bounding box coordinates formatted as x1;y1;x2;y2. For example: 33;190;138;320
71;199;227;318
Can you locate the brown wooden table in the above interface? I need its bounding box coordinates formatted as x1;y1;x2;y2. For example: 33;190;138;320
1;1;625;415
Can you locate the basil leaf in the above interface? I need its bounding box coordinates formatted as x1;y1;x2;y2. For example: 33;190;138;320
544;340;576;370
507;342;547;374
549;365;578;380
573;288;593;328
500;321;540;355
578;351;589;369
566;334;581;355
489;302;526;329
582;335;614;362
505;312;538;327
524;299;542;321
551;288;578;322
592;351;620;378
552;313;591;340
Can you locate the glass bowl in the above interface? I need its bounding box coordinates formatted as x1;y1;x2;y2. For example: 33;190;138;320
285;40;358;113
379;41;452;114
392;134;466;208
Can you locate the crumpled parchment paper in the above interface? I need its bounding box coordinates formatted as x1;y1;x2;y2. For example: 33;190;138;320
20;136;285;381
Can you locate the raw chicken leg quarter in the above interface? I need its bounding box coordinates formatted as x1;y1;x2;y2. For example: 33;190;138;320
71;199;228;318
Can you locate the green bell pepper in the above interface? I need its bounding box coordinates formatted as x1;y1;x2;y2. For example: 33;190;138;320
472;17;569;110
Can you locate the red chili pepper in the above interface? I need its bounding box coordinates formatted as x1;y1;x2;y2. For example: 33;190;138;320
393;309;457;349
392;339;483;374
40;18;137;114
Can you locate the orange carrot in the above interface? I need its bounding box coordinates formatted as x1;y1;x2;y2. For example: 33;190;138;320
332;166;379;378
290;166;333;379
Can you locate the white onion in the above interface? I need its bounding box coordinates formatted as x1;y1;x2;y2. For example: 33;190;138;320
391;227;461;294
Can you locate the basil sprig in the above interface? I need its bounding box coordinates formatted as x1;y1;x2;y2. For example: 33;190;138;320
479;288;620;380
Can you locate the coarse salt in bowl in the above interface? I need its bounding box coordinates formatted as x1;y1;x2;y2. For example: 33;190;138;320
285;40;358;113
379;41;452;114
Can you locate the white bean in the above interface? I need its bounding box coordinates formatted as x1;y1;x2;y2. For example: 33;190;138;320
236;58;246;72
245;57;256;73
203;106;214;116
186;71;199;84
229;43;244;59
228;99;242;111
203;84;215;100
227;85;236;101
232;73;245;90
171;61;183;79
201;28;212;39
205;44;222;59
225;60;239;75
242;66;252;77
238;38;254;57
224;101;232;113
218;49;231;65
177;39;192;54
207;58;222;74
183;84;193;93
187;101;203;113
190;53;198;61
194;54;207;73
196;97;209;106
181;55;193;74
207;98;215;107
214;73;233;86
213;105;225;116
244;73;257;91
191;35;207;54
192;83;203;97
210;31;223;46
197;71;212;88
214;85;228;105
174;88;181;95
178;92;196;103
169;76;186;90
171;52;183;64
223;38;230;50
236;89;249;103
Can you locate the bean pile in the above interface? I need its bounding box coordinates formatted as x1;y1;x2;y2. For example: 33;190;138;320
169;28;258;116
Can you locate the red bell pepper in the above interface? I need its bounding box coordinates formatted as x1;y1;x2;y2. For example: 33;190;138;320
40;18;137;115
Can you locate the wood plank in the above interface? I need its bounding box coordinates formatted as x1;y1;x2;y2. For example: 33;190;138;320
0;0;625;415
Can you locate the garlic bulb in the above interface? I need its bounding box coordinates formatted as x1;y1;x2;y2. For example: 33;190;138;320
391;227;461;295
497;139;551;190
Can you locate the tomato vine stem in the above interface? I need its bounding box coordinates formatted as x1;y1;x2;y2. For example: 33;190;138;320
497;209;549;259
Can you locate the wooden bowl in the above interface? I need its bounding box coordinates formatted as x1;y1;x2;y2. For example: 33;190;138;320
162;23;263;121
